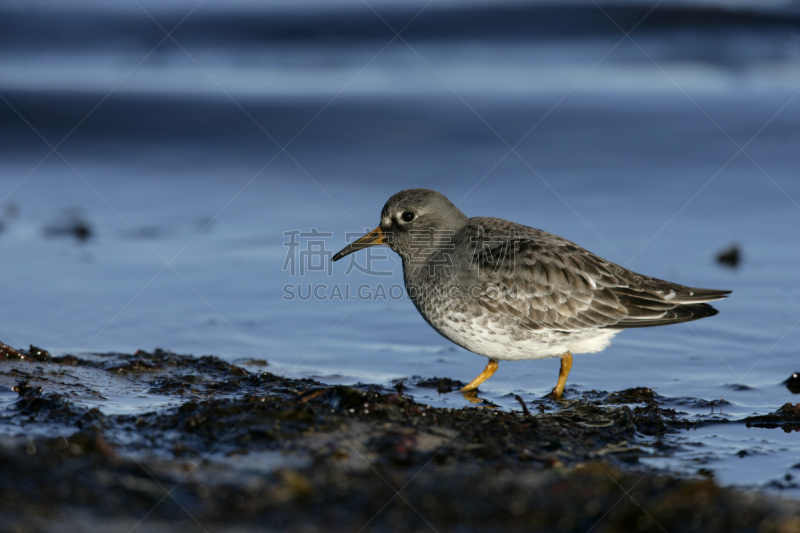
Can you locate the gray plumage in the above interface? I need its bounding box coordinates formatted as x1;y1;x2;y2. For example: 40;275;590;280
333;188;730;394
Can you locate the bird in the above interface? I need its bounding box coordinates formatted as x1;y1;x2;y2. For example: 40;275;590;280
332;189;730;399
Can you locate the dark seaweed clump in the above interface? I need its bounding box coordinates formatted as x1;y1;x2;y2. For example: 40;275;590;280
0;347;798;533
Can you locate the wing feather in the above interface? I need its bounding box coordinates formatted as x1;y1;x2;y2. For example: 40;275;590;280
462;219;730;331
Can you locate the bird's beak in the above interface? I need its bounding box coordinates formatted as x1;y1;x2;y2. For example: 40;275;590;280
332;226;387;261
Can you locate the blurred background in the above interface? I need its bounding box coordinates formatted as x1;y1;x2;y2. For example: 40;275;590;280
1;0;799;411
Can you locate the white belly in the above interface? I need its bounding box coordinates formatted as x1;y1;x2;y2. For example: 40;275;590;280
428;312;619;361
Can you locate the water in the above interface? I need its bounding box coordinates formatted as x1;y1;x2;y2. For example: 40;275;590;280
1;0;799;496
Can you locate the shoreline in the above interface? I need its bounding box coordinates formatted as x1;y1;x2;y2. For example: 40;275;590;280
1;347;798;532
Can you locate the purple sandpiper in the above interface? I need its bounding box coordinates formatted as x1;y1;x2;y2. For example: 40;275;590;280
333;189;730;398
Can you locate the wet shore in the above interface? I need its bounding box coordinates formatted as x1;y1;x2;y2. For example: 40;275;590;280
1;347;798;533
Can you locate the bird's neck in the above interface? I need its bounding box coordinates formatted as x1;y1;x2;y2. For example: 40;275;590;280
398;227;456;265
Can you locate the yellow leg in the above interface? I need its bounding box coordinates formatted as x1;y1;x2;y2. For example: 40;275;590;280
549;351;573;399
460;359;499;392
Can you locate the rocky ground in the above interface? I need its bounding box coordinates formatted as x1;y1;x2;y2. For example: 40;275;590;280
1;346;799;533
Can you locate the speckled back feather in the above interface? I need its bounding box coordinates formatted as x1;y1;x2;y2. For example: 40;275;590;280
458;217;730;332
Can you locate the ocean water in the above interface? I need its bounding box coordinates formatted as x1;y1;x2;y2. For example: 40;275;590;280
1;0;799;495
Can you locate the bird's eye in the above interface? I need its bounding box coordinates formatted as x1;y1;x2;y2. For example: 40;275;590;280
401;211;415;223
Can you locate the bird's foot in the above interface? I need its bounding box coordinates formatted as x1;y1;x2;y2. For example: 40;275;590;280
461;389;498;408
461;389;483;404
544;388;567;401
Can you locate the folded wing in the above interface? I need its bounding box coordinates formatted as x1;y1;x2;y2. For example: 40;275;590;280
464;222;730;332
